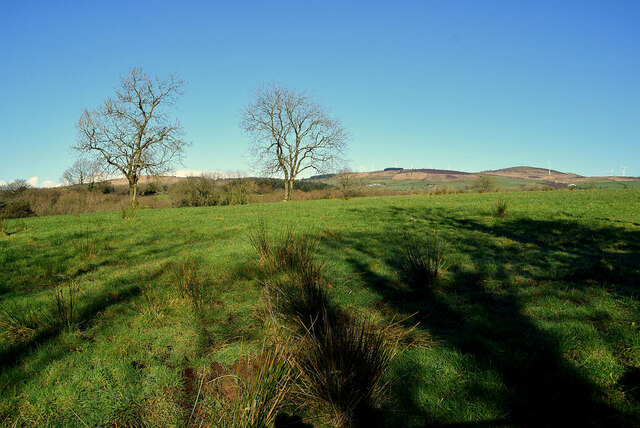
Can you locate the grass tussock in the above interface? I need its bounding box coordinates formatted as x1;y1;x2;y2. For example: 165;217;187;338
0;282;80;346
73;229;99;258
493;199;508;218
173;258;204;311
248;221;272;261
249;224;323;275
293;315;403;427
120;205;137;220
0;302;40;344
137;282;167;321
399;231;447;287
192;343;294;428
55;282;79;331
228;344;294;428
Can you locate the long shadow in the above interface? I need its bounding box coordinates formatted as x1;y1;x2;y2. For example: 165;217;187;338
436;215;640;297
320;211;639;426
0;283;142;369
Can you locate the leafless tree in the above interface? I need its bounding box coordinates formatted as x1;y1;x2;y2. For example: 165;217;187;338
336;167;361;199
61;158;101;187
74;68;189;204
0;179;29;195
241;83;348;201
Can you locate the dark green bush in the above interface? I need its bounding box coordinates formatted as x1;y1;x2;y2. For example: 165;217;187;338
0;200;35;219
140;182;159;196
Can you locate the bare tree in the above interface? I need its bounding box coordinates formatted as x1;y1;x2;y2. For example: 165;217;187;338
336;167;361;199
61;158;101;187
0;179;30;195
241;83;348;201
74;68;189;204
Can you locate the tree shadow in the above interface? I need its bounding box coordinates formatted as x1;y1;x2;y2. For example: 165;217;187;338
0;282;142;369
320;210;639;426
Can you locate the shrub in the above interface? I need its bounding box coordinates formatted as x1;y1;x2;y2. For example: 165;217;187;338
0;179;30;196
141;182;159;196
399;231;447;287
170;177;220;207
470;175;497;193
96;182;116;194
0;200;35;219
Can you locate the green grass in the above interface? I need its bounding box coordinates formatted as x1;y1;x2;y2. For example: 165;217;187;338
1;189;639;426
324;174;568;191
576;179;640;189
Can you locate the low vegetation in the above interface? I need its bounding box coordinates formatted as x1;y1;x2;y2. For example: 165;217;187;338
0;189;639;426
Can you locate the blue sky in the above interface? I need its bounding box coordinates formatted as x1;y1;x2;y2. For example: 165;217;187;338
1;0;638;185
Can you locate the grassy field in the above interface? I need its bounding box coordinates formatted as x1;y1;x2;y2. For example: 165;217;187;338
324;175;543;191
1;189;639;426
321;174;640;192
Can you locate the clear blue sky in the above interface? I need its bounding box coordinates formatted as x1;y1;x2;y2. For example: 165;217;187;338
1;0;639;185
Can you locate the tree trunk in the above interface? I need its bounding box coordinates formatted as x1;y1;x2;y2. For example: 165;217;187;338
284;179;291;201
288;178;295;201
129;181;138;205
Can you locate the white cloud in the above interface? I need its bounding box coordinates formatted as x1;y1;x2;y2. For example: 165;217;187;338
27;176;39;187
40;180;61;188
0;180;6;186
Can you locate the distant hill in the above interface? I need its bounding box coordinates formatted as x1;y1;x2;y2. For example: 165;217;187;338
98;167;636;189
482;166;582;183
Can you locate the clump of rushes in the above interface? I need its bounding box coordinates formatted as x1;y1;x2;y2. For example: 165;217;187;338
399;231;447;287
55;281;79;331
174;257;204;311
0;302;40;344
74;228;98;258
248;221;272;261
248;223;322;274
210;343;294;428
493;199;508;218
293;315;403;427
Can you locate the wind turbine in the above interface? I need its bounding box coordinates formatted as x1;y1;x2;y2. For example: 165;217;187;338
621;166;627;177
609;169;614;177
547;161;551;176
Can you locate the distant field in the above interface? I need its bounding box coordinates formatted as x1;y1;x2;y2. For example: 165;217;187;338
1;189;639;426
575;179;640;189
356;175;551;191
317;168;640;192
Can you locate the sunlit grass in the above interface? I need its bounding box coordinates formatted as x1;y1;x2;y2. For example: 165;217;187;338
0;189;638;425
